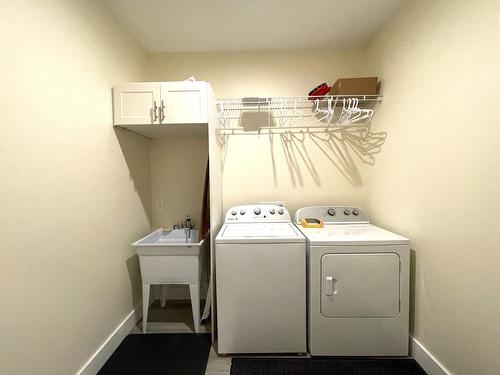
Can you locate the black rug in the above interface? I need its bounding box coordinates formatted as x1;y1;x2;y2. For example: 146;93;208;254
231;358;427;375
98;333;211;375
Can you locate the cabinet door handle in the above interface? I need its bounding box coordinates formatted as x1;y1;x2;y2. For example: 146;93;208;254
160;100;165;122
152;100;158;123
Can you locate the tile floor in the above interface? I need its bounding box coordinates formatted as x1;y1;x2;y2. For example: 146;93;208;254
130;300;231;375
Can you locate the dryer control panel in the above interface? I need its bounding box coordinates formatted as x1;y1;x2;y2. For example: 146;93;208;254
225;205;291;223
295;206;369;225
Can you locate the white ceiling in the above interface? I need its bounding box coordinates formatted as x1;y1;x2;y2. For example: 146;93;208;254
105;0;404;53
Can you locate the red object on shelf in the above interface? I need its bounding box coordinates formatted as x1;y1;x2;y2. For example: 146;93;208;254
308;83;331;100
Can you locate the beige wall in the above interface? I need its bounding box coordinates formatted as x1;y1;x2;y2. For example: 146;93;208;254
364;0;500;374
0;1;150;374
148;50;373;214
150;138;208;229
148;49;365;97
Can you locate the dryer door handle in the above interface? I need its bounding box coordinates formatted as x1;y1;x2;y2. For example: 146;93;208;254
325;276;338;296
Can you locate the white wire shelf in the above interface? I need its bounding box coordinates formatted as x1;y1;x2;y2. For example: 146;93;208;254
216;95;382;134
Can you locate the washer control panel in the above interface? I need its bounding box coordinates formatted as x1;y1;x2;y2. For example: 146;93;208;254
225;205;291;223
295;206;369;224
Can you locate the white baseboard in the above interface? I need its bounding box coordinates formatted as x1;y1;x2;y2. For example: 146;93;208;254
411;337;451;375
76;304;142;375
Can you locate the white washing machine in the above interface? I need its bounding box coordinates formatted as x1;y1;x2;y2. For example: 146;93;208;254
215;205;306;354
295;206;410;356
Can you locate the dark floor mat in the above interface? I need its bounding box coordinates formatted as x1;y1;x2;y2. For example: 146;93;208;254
98;333;211;375
231;357;427;375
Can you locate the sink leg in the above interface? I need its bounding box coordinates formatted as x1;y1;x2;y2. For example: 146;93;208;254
189;284;200;333
142;284;150;334
160;285;167;308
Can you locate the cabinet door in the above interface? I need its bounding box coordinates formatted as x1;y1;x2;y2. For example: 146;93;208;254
321;253;400;318
160;82;208;124
113;83;161;125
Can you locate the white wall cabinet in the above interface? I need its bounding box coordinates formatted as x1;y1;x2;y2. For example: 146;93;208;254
113;82;162;125
113;81;209;139
160;82;208;124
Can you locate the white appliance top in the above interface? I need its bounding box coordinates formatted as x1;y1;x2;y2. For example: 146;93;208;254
217;205;305;243
295;206;409;246
297;224;409;246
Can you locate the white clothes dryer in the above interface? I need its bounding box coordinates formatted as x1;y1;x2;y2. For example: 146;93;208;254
295;206;410;356
216;205;307;354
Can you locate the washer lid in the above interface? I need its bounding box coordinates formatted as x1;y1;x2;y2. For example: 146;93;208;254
216;223;305;243
297;224;409;246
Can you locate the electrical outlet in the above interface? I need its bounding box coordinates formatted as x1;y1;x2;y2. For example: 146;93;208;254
156;199;164;211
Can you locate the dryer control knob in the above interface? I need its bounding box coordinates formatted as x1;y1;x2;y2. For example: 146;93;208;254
327;208;336;216
231;210;237;216
344;209;351;215
269;208;275;215
352;209;359;216
240;209;246;215
278;208;284;215
254;207;261;215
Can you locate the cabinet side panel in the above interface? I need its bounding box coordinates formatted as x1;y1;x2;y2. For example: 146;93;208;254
208;85;223;344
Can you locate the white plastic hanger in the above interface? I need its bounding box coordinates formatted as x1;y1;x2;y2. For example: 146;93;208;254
338;98;351;125
315;98;331;123
324;97;336;125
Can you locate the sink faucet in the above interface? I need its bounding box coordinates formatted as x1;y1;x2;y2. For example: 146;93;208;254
173;215;194;242
173;215;194;229
184;215;193;230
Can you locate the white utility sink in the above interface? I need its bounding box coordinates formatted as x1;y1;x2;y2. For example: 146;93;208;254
131;228;209;333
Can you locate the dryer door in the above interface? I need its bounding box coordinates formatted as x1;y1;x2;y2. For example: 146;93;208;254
321;253;400;317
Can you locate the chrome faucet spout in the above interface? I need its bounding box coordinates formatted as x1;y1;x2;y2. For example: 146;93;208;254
175;215;194;242
185;216;193;242
185;215;193;229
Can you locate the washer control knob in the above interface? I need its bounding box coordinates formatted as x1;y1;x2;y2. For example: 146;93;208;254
278;208;284;215
269;208;275;215
254;207;261;215
327;208;336;216
344;209;351;215
240;209;246;215
352;209;359;216
231;210;237;216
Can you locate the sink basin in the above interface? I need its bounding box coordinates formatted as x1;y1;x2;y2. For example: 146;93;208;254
132;229;207;255
136;229;200;244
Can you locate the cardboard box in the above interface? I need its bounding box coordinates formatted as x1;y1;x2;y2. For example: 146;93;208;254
329;77;379;95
